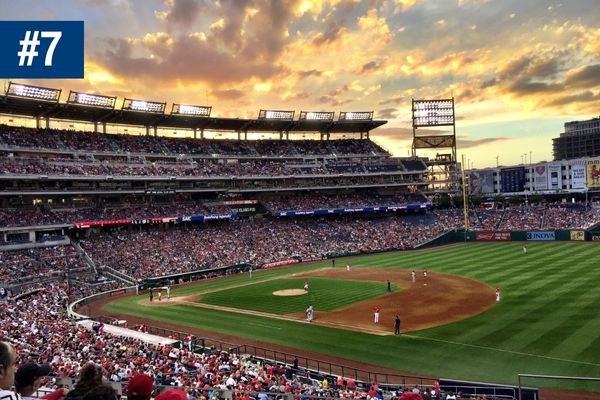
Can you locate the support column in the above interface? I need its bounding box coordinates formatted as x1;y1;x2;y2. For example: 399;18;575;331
146;126;150;136
45;117;50;129
102;122;107;134
244;130;248;140
237;131;241;140
200;128;204;139
154;126;158;137
36;117;41;129
93;121;98;134
279;131;283;140
366;131;370;140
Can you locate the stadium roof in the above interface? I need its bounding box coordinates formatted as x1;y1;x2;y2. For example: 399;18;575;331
0;94;386;134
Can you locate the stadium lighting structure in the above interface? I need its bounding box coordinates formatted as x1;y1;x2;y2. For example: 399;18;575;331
299;111;334;121
171;103;211;117
339;111;373;121
258;109;295;120
67;91;116;109
122;98;166;114
412;99;455;127
7;82;61;102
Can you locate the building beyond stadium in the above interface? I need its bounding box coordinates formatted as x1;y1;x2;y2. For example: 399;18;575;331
553;116;600;160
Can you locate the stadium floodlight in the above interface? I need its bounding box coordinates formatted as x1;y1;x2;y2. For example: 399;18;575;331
7;82;61;102
67;91;116;109
258;109;295;120
171;103;211;117
412;98;455;127
339;111;373;121
122;98;166;113
299;111;334;121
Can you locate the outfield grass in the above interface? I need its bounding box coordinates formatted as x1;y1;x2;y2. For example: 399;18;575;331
200;277;393;314
104;242;600;389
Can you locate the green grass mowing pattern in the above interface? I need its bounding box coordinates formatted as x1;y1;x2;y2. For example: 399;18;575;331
104;242;600;388
199;278;395;314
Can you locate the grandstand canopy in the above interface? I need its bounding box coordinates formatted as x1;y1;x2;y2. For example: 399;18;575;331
0;94;386;134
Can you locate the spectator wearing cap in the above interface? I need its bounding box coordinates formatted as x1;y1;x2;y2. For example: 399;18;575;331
126;374;154;400
14;362;51;400
0;341;18;400
65;363;103;400
155;389;187;400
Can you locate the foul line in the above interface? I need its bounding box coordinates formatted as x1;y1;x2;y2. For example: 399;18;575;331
402;334;600;367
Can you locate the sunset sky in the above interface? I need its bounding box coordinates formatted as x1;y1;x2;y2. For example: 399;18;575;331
3;0;600;167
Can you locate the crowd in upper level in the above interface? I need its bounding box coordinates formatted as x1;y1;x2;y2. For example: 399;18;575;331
0;125;387;157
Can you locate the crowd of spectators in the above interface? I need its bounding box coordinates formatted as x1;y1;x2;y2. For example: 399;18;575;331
0;156;432;179
0;125;388;157
1;283;460;400
0;204;233;228
264;193;429;212
0;246;88;284
80;214;462;280
542;203;599;229
498;207;544;231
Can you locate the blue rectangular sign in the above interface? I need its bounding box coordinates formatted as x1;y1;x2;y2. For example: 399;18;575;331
527;231;556;241
0;21;84;78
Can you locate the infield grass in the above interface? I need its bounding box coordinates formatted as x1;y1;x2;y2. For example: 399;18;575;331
104;242;600;389
200;277;393;314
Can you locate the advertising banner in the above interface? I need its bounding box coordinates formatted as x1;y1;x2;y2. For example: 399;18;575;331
527;231;556;241
501;167;525;192
469;170;494;194
476;231;511;241
586;159;600;188
532;163;548;191
570;160;587;190
547;163;562;190
570;230;585;241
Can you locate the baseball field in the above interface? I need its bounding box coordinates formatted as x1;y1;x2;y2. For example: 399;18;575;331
97;242;600;391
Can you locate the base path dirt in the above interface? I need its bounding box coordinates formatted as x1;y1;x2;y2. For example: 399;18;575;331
289;268;496;334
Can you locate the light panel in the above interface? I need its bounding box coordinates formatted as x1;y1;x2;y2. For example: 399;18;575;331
339;111;373;121
122;98;166;113
412;98;455;127
299;111;334;121
7;82;61;102
172;103;211;117
258;109;294;120
68;91;116;109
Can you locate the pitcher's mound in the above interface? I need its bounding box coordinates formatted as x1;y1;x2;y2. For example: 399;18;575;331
273;289;307;296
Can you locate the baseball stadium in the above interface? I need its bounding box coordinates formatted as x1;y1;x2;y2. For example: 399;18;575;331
2;3;600;400
2;82;600;400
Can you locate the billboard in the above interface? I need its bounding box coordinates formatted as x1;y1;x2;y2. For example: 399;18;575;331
570;230;585;241
587;159;600;188
476;231;511;241
532;163;548;191
570;160;587;190
500;167;525;192
547;163;562;190
469;170;494;194
527;231;556;241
